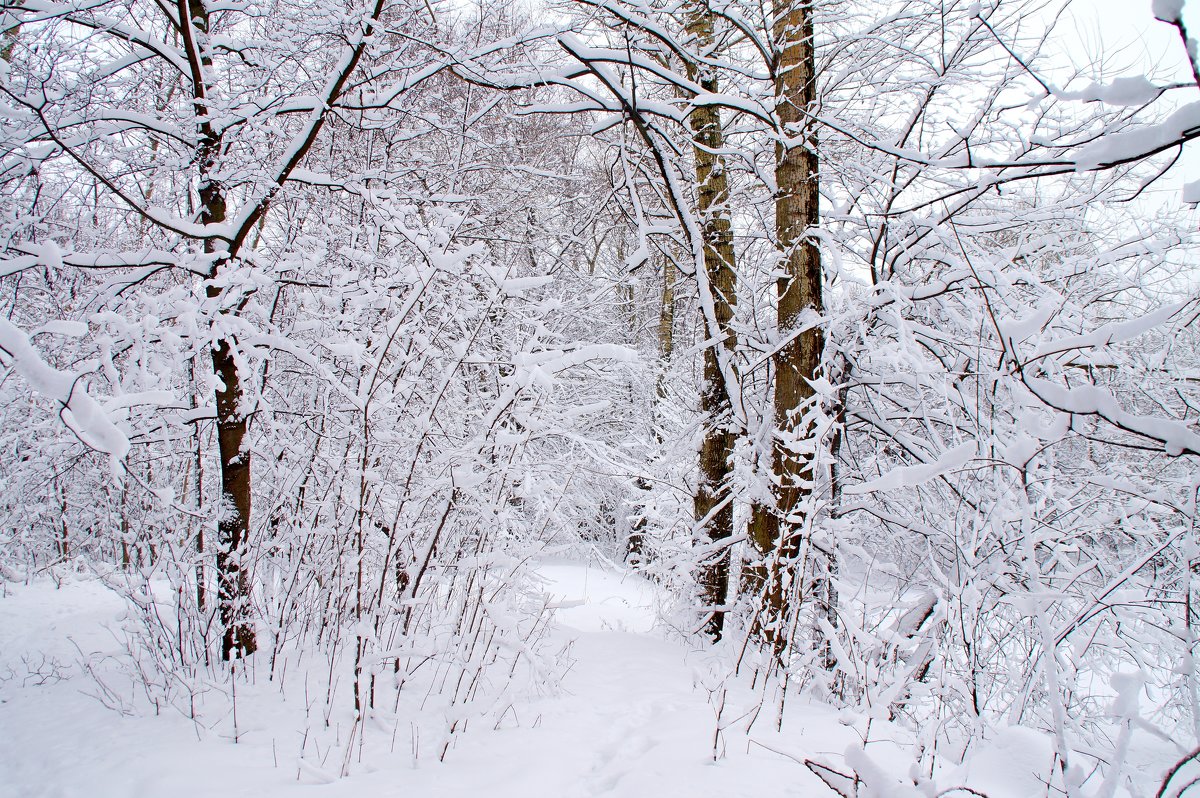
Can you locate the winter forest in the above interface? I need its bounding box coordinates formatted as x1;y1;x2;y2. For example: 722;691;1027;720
1;0;1200;794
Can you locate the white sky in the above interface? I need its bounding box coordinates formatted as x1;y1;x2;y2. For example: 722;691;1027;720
1054;0;1200;206
1060;0;1196;76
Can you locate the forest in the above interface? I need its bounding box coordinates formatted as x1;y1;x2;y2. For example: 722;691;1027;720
1;0;1199;795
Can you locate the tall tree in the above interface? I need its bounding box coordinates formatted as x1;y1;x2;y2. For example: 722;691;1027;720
184;0;257;659
746;0;825;656
2;0;406;660
685;0;741;641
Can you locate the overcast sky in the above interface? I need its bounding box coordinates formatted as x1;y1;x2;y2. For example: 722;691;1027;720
1060;0;1195;76
1053;0;1199;207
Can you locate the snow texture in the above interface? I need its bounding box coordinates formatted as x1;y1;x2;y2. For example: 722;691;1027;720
1153;0;1185;23
1074;102;1200;169
5;562;1182;797
0;316;129;461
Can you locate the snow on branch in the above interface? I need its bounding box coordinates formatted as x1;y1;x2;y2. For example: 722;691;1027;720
1022;375;1200;457
0;316;128;461
843;442;976;495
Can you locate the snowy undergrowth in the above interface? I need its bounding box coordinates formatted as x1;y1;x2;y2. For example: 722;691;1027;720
0;563;1190;798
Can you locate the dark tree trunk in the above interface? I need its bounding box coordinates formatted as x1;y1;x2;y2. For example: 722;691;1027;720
210;335;257;660
183;0;256;660
746;0;825;659
686;0;740;642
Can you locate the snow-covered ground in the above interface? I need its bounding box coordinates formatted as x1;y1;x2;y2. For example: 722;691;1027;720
0;563;837;797
0;564;1186;798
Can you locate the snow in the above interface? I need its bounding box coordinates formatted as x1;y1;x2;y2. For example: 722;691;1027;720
536;561;658;633
1153;0;1186;23
0;316;129;462
4;2;1198;796
1183;178;1200;203
1056;76;1161;106
0;565;812;797
1073;101;1200;169
954;726;1056;798
0;565;831;798
2;556;1190;798
1024;376;1200;456
500;275;555;296
0;562;1186;798
844;442;975;495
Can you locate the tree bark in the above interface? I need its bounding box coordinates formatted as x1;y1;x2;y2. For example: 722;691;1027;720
657;257;676;396
210;333;256;660
190;359;207;615
183;0;256;660
746;0;824;658
685;1;740;642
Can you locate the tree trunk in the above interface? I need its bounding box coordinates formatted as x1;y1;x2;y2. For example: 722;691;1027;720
186;359;208;616
210;335;256;660
746;0;824;659
686;1;740;642
657;256;676;403
184;0;256;660
628;256;676;562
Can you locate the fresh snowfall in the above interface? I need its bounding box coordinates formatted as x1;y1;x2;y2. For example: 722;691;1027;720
1;0;1199;796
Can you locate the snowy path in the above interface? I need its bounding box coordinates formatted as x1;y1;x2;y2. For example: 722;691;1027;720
0;565;838;798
